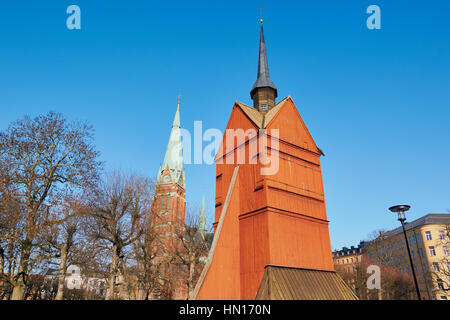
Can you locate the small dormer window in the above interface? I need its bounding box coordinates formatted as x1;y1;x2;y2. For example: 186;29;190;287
261;104;267;111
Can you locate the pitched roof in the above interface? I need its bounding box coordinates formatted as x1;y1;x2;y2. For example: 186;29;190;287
256;265;358;300
235;95;291;129
263;95;290;127
234;96;325;156
235;101;263;127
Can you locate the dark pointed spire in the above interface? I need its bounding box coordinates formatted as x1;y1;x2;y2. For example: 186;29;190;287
250;20;277;100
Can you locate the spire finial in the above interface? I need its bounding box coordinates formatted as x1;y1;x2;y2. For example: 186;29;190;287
177;93;181;108
260;7;264;24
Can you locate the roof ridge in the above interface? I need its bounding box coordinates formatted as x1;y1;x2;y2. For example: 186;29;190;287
263;95;291;128
235;101;263;128
264;264;336;273
234;96;292;129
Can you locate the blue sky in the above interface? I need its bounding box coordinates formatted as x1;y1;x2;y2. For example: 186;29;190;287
0;1;449;250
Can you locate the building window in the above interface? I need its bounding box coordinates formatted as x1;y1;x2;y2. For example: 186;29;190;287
166;194;171;212
439;231;446;240
160;195;164;214
425;231;432;241
261;104;267;111
443;246;449;256
433;262;440;273
409;236;412;246
413;235;417;244
429;246;436;257
420;248;424;258
417;234;421;243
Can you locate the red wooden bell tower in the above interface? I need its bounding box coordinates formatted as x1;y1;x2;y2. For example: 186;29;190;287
193;21;340;300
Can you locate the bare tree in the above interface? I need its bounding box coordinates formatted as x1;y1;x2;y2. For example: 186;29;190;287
0;173;24;300
38;200;85;300
0;111;101;300
70;236;109;299
360;230;417;299
130;205;162;300
172;207;212;299
335;254;370;299
85;171;153;300
365;230;395;265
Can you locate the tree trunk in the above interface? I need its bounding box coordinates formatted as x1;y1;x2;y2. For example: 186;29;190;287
11;243;31;300
105;245;120;300
188;260;195;298
121;264;135;300
11;282;26;300
136;261;145;300
55;243;68;300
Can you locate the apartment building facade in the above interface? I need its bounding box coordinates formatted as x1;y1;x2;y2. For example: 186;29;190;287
365;214;450;300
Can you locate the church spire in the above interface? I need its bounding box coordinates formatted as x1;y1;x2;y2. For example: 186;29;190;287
250;19;277;113
198;195;206;235
159;97;184;187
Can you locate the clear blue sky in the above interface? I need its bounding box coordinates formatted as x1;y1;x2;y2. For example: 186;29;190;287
0;1;449;250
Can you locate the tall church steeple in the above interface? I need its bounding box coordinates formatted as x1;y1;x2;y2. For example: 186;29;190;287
198;195;206;235
158;98;184;188
151;97;187;300
250;19;278;113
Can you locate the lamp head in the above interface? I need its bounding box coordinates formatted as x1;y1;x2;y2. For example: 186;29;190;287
389;205;410;222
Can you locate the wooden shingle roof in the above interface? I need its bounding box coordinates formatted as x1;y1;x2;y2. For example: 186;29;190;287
235;96;291;129
256;265;358;300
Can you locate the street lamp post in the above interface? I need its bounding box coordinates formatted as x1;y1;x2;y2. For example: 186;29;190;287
389;205;421;300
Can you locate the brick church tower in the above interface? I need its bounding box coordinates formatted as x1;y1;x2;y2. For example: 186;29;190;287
192;21;356;300
151;100;187;299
